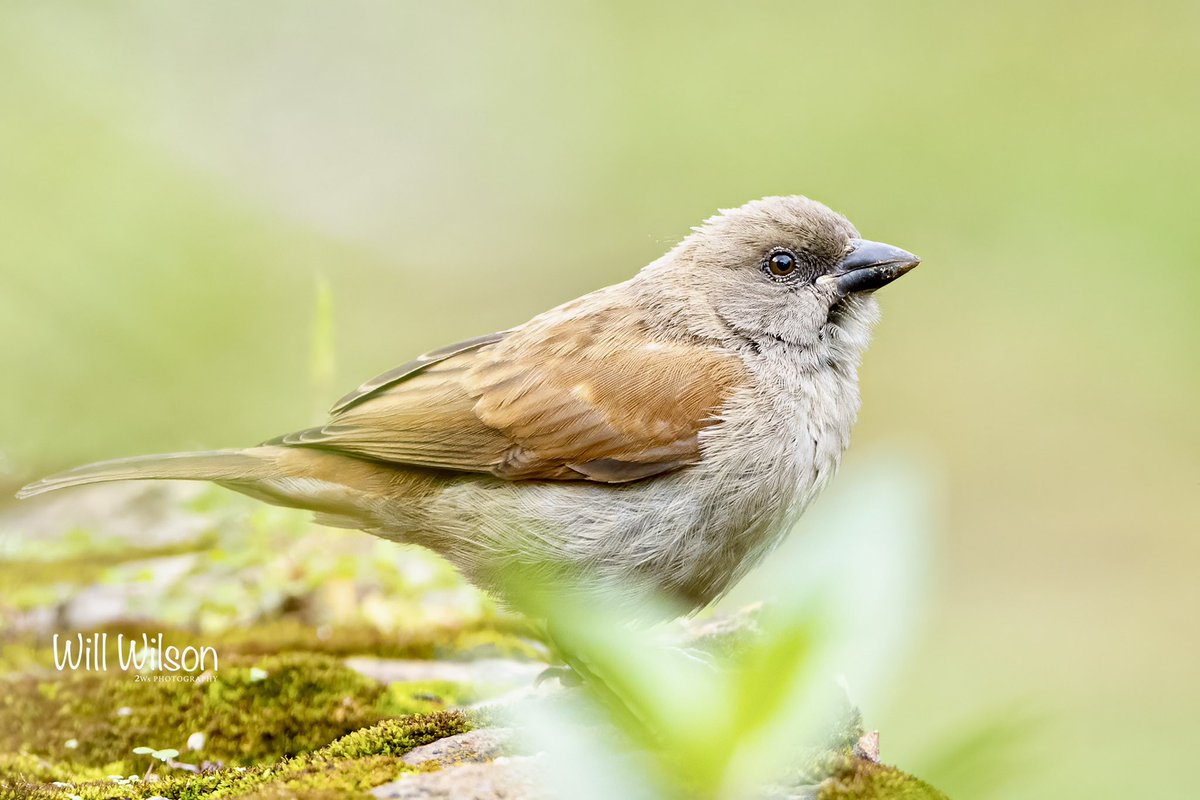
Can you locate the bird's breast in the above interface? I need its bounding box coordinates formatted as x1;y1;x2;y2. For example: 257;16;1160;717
674;353;861;597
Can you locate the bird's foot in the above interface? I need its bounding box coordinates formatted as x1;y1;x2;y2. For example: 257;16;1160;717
534;664;584;688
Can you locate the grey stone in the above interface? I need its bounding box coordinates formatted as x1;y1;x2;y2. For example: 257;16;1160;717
370;756;547;799
345;657;545;691
402;727;515;767
0;482;217;551
62;553;199;628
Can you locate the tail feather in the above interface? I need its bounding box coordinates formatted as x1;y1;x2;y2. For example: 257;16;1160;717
14;446;423;534
16;450;272;499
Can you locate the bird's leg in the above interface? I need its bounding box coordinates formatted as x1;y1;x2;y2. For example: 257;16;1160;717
531;618;606;689
534;664;584;687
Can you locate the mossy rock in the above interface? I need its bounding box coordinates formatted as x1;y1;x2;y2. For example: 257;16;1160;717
0;712;472;800
816;757;949;800
0;651;476;787
1;653;375;769
750;703;948;800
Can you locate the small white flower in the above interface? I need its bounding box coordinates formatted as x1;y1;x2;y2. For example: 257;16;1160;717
64;738;78;749
186;731;206;752
116;706;133;717
249;667;269;682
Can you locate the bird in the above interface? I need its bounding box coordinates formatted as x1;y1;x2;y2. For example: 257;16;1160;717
17;195;919;619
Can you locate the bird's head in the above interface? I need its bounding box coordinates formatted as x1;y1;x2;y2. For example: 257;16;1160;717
645;195;920;356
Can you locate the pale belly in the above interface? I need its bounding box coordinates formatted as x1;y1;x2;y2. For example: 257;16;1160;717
410;374;854;614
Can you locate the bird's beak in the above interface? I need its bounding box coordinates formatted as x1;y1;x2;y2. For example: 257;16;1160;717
820;238;921;295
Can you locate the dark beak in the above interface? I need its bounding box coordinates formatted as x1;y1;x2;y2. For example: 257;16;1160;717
827;238;921;295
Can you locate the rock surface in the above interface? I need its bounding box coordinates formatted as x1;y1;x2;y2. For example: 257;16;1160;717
371;755;547;799
347;656;546;690
401;727;515;768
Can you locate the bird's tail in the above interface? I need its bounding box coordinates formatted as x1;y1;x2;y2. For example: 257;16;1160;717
14;446;414;532
16;450;274;499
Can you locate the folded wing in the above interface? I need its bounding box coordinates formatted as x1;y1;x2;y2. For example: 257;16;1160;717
275;305;749;483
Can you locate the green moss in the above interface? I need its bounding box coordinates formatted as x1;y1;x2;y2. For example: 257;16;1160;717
323;712;472;760
757;700;946;800
0;712;472;800
444;627;546;661
231;756;408;800
211;618;543;662
103;754;410;800
0;653;388;774
0;752;116;786
0;642;45;677
817;758;950;800
374;680;475;718
0;639;485;798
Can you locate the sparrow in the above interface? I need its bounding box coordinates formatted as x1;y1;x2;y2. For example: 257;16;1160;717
18;196;919;618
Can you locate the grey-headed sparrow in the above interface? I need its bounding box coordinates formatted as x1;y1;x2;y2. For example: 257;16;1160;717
20;196;919;617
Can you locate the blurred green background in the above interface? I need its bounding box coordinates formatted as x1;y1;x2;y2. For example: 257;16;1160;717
1;2;1196;797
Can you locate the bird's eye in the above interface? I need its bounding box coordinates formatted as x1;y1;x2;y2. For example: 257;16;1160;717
763;249;798;280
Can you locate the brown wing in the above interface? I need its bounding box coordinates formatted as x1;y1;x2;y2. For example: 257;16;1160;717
329;331;508;414
276;303;749;483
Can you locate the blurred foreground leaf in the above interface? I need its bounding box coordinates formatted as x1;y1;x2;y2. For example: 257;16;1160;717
502;450;948;799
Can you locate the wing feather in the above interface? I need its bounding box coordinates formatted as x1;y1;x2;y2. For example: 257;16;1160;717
330;331;508;413
280;305;749;483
